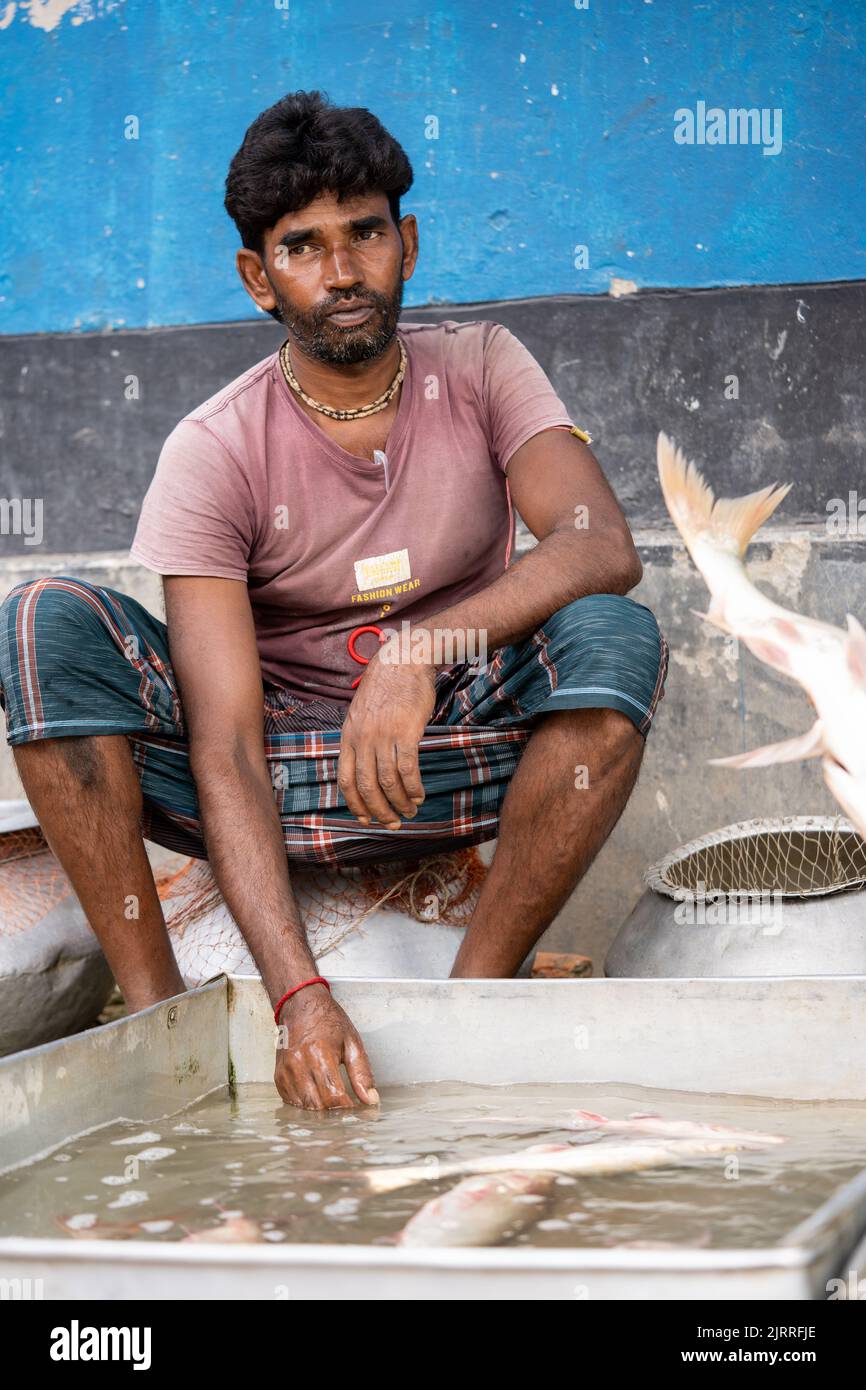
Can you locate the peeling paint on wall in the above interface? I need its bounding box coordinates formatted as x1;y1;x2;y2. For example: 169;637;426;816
749;536;812;605
4;0;120;32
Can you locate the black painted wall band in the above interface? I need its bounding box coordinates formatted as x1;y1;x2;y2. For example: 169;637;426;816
0;281;862;556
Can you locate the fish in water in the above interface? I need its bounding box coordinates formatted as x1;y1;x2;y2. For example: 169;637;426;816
569;1110;786;1146
397;1170;553;1247
360;1136;766;1196
656;432;866;836
57;1214;178;1241
56;1209;264;1244
181;1215;264;1244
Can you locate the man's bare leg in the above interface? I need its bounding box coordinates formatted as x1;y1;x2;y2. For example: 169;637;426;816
450;707;644;977
12;735;185;1011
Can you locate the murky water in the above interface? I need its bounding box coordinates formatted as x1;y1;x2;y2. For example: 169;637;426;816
2;1081;866;1249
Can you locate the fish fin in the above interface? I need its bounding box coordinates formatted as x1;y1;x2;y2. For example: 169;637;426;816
690;607;735;635
709;720;825;768
740;631;796;677
361;1162;441;1196
657;432;791;557
845;614;866;688
364;1170;415;1196
657;432;717;550
822;757;866;841
569;1110;607;1129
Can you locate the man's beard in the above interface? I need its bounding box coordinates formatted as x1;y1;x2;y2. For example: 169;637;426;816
271;266;405;366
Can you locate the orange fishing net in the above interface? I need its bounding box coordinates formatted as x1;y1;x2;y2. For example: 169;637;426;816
0;818;488;961
155;847;488;959
0;827;72;937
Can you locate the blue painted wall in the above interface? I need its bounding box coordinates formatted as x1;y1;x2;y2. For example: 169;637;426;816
1;0;863;335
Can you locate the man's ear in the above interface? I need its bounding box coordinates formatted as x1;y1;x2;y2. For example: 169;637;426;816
235;247;276;314
398;213;419;281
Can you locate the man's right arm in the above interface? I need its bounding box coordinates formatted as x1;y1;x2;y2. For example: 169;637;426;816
162;575;378;1111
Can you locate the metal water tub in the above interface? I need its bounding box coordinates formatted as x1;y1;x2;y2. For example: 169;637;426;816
2;974;866;1301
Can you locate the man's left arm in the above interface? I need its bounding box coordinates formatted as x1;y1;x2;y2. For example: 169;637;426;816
337;428;642;827
409;426;642;652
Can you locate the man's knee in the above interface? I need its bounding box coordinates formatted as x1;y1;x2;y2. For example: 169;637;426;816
2;574;97;616
546;704;644;773
537;593;665;712
0;576;107;670
0;577;119;723
541;592;661;649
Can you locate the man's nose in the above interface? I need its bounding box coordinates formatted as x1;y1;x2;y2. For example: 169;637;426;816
322;247;362;289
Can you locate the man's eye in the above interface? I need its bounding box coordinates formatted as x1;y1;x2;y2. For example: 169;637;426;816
288;243;312;256
356;230;381;242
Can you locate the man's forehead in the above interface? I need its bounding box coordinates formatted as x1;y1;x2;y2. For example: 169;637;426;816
269;191;391;238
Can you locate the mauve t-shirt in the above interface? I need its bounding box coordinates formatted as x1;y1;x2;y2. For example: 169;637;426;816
129;320;576;703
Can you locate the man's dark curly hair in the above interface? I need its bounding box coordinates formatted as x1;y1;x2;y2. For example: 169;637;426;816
224;90;414;256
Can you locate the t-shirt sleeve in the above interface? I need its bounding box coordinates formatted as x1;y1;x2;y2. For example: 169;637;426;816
481;322;576;471
129;418;254;580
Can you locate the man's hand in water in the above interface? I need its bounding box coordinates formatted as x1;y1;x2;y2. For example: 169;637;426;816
338;648;437;829
274;983;380;1111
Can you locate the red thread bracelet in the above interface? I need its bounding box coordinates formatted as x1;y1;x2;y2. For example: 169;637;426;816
274;976;330;1024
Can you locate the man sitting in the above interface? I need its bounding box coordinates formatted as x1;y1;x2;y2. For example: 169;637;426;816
0;91;667;1110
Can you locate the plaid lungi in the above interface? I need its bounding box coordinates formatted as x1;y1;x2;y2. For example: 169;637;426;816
0;577;668;866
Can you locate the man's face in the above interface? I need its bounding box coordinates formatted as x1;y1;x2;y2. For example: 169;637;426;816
241;191;418;366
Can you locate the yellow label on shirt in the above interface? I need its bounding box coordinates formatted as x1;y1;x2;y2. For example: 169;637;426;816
353;548;412;592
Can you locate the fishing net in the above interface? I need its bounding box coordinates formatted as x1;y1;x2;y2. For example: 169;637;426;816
156;846;486;981
0;826;72;937
0;812;487;979
647;816;866;900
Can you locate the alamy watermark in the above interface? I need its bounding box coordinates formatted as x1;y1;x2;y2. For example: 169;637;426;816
0;497;43;545
826;492;866;536
674;101;783;157
673;880;784;935
826;1269;866;1300
50;1321;151;1369
0;1276;44;1300
378;621;488;669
